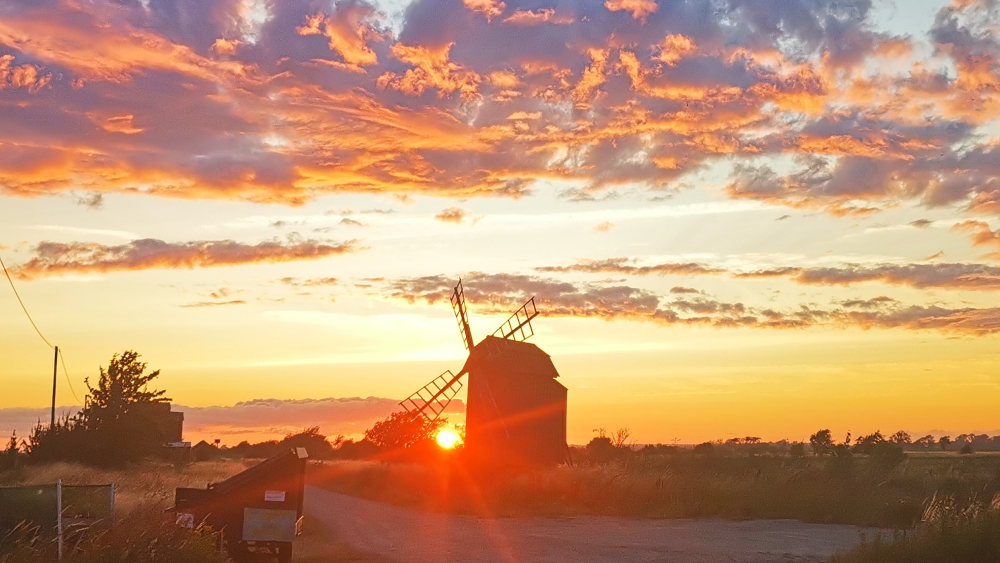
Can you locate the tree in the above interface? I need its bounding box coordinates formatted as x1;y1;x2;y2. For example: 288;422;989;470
810;429;835;456
939;436;952;451
27;350;171;467
364;411;445;449
82;350;169;429
610;427;632;448
890;431;911;445
914;435;935;449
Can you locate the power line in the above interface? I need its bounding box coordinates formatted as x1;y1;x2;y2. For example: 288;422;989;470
1;252;82;404
0;253;55;349
59;349;82;404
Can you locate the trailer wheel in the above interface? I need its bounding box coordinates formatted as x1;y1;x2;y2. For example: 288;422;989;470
276;543;292;563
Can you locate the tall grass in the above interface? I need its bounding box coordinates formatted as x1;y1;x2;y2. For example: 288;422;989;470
828;494;1000;563
0;460;250;514
312;453;1000;528
1;462;248;563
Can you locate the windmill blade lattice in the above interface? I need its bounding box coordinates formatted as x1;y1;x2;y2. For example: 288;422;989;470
400;370;464;421
493;297;538;342
451;280;475;351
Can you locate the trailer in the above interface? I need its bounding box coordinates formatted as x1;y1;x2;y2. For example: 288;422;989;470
172;447;308;563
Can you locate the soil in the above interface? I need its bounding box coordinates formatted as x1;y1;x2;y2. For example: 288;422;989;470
300;486;880;563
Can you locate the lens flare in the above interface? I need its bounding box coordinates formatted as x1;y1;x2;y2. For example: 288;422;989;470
436;429;460;449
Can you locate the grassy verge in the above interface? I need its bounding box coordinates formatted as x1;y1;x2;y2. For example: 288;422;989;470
311;452;1000;528
0;461;249;563
829;495;1000;563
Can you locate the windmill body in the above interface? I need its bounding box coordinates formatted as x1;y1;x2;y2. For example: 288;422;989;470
401;281;569;466
463;335;568;465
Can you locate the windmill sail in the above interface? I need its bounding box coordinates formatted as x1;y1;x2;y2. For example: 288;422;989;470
400;370;464;421
451;280;475;351
492;297;538;342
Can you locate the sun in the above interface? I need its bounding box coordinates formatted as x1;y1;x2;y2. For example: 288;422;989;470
436;429;461;449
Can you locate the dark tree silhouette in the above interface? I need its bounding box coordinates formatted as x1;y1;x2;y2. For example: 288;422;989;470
810;429;835;456
28;350;172;467
364;411;444;449
82;350;169;428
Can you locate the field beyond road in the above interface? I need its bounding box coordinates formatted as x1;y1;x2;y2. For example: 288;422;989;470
304;486;876;563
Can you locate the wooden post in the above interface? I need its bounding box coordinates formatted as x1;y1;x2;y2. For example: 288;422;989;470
56;479;63;561
50;346;59;428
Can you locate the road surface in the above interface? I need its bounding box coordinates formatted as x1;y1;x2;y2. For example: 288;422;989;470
304;486;875;563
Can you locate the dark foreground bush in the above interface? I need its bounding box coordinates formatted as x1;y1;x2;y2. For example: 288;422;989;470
0;508;226;563
829;495;1000;563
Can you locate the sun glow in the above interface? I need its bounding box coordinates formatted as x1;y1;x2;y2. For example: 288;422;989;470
436;429;461;449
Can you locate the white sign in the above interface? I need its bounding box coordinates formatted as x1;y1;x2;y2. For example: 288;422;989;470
264;490;286;502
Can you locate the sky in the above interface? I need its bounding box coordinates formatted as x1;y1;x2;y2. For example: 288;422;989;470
2;0;1000;446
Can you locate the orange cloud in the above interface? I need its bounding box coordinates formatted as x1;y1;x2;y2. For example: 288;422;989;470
297;6;382;68
378;43;481;101
952;221;1000;259
14;238;361;279
385;273;1000;335
210;38;242;56
463;0;507;21
434;207;471;224
0;55;51;93
604;0;658;20
502;9;573;26
543;257;1000;291
0;0;997;214
654;35;696;66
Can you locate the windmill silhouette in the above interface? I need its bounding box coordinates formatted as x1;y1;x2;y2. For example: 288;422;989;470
400;280;568;465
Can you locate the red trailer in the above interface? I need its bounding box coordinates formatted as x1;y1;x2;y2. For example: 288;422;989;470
173;447;308;563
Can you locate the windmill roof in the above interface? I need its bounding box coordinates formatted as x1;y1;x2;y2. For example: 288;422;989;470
463;335;560;379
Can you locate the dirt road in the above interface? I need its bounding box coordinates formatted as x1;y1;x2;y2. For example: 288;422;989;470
304;486;876;563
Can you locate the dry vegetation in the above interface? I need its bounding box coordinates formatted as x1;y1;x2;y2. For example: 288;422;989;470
310;450;1000;528
830;494;1000;563
0;461;250;563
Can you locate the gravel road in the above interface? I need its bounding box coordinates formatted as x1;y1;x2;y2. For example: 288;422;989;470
304;486;876;563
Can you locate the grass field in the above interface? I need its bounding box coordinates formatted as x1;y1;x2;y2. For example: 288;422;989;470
310;451;1000;528
0;461;250;563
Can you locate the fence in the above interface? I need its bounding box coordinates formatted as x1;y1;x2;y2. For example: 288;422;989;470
0;481;115;559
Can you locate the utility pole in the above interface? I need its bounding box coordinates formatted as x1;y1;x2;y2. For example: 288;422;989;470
50;346;58;428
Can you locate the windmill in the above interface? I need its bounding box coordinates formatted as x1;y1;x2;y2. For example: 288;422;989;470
400;280;568;465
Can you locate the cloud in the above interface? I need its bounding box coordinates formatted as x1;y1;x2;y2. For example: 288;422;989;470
537;258;726;276
670;286;701;294
0;0;996;212
463;0;507;21
434;207;471;224
543;257;1000;291
502;9;574;26
13;238;361;279
181;300;247;308
952;220;1000;259
279;276;339;287
383;272;1000;335
593;221;615;232
604;0;658;20
72;192;104;210
747;263;1000;290
181;396;465;443
0;397;467;445
0;54;51;93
